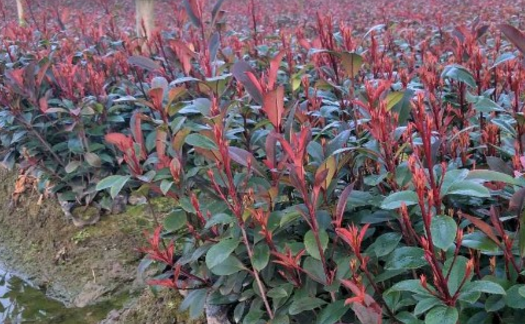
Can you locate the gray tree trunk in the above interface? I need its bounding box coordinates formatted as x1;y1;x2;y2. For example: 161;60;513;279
135;0;155;39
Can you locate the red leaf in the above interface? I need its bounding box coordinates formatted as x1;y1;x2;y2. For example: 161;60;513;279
127;55;161;71
335;184;354;227
170;40;195;75
510;187;525;213
38;96;48;113
156;129;170;169
499;24;525;54
232;61;264;104
460;212;501;245
148;87;164;112
262;86;284;130
105;133;133;151
131;112;147;160
268;50;286;90
183;0;202;27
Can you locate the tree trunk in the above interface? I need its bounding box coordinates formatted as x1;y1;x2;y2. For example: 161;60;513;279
135;0;155;40
16;0;25;26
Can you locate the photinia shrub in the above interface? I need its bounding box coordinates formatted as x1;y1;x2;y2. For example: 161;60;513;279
115;5;525;324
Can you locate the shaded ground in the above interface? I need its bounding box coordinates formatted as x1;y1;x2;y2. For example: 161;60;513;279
0;168;202;324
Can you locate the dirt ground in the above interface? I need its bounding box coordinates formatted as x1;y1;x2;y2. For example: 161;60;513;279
0;168;203;324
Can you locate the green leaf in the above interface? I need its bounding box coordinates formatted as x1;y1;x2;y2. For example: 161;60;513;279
316;300;348;324
185;133;218;150
396;311;423;324
465;170;516;185
180;289;207;319
96;175;131;199
160;180;173;195
505;285;525;309
380;191;419;210
303;257;327;284
65;161;81;173
491;52;516;68
269;315;290;324
414;297;443;316
467;94;505;113
424;306;458;324
430;215;457;250
446;181;490;198
440;169;469;196
389;279;433;296
475;98;504;112
267;287;289;299
370;232;402;257
205;213;233;229
209;255;245;275
164;209;187;232
386;247;426;270
491;118;517;137
485;294;506;312
461;232;500;253
205;238;239;269
84;152;102;167
443;256;471;295
253;243;270;271
441;64;476;88
386;92;404;111
518;285;525;298
461;281;506;296
304;230;329;260
110;177;130;198
289;297;327;315
518;211;525;257
340;52;363;77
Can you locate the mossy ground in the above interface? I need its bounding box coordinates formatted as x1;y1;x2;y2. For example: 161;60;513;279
0;169;203;324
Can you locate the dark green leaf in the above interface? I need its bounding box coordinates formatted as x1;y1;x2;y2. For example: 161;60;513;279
209;255;245;275
430;215;457;250
164;209;187;232
446;181;490;198
441;64;476;88
289;297;326;315
316;301;348;324
465;170;516;185
304;230;329;260
380;191;419;210
180;288;207;319
443;256;471;295
424;306;458;324
205;238;239;269
414;297;442;316
185;133;218;150
96;175;131;199
389;279;433;296
505;285;525;308
386;247;426;270
461;281;506;296
303;257;327;284
370;232;402;257
253;243;270;271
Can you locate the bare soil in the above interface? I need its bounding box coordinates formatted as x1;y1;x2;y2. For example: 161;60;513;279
0;168;203;324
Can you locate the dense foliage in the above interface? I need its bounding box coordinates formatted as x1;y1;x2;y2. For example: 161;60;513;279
2;0;525;323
